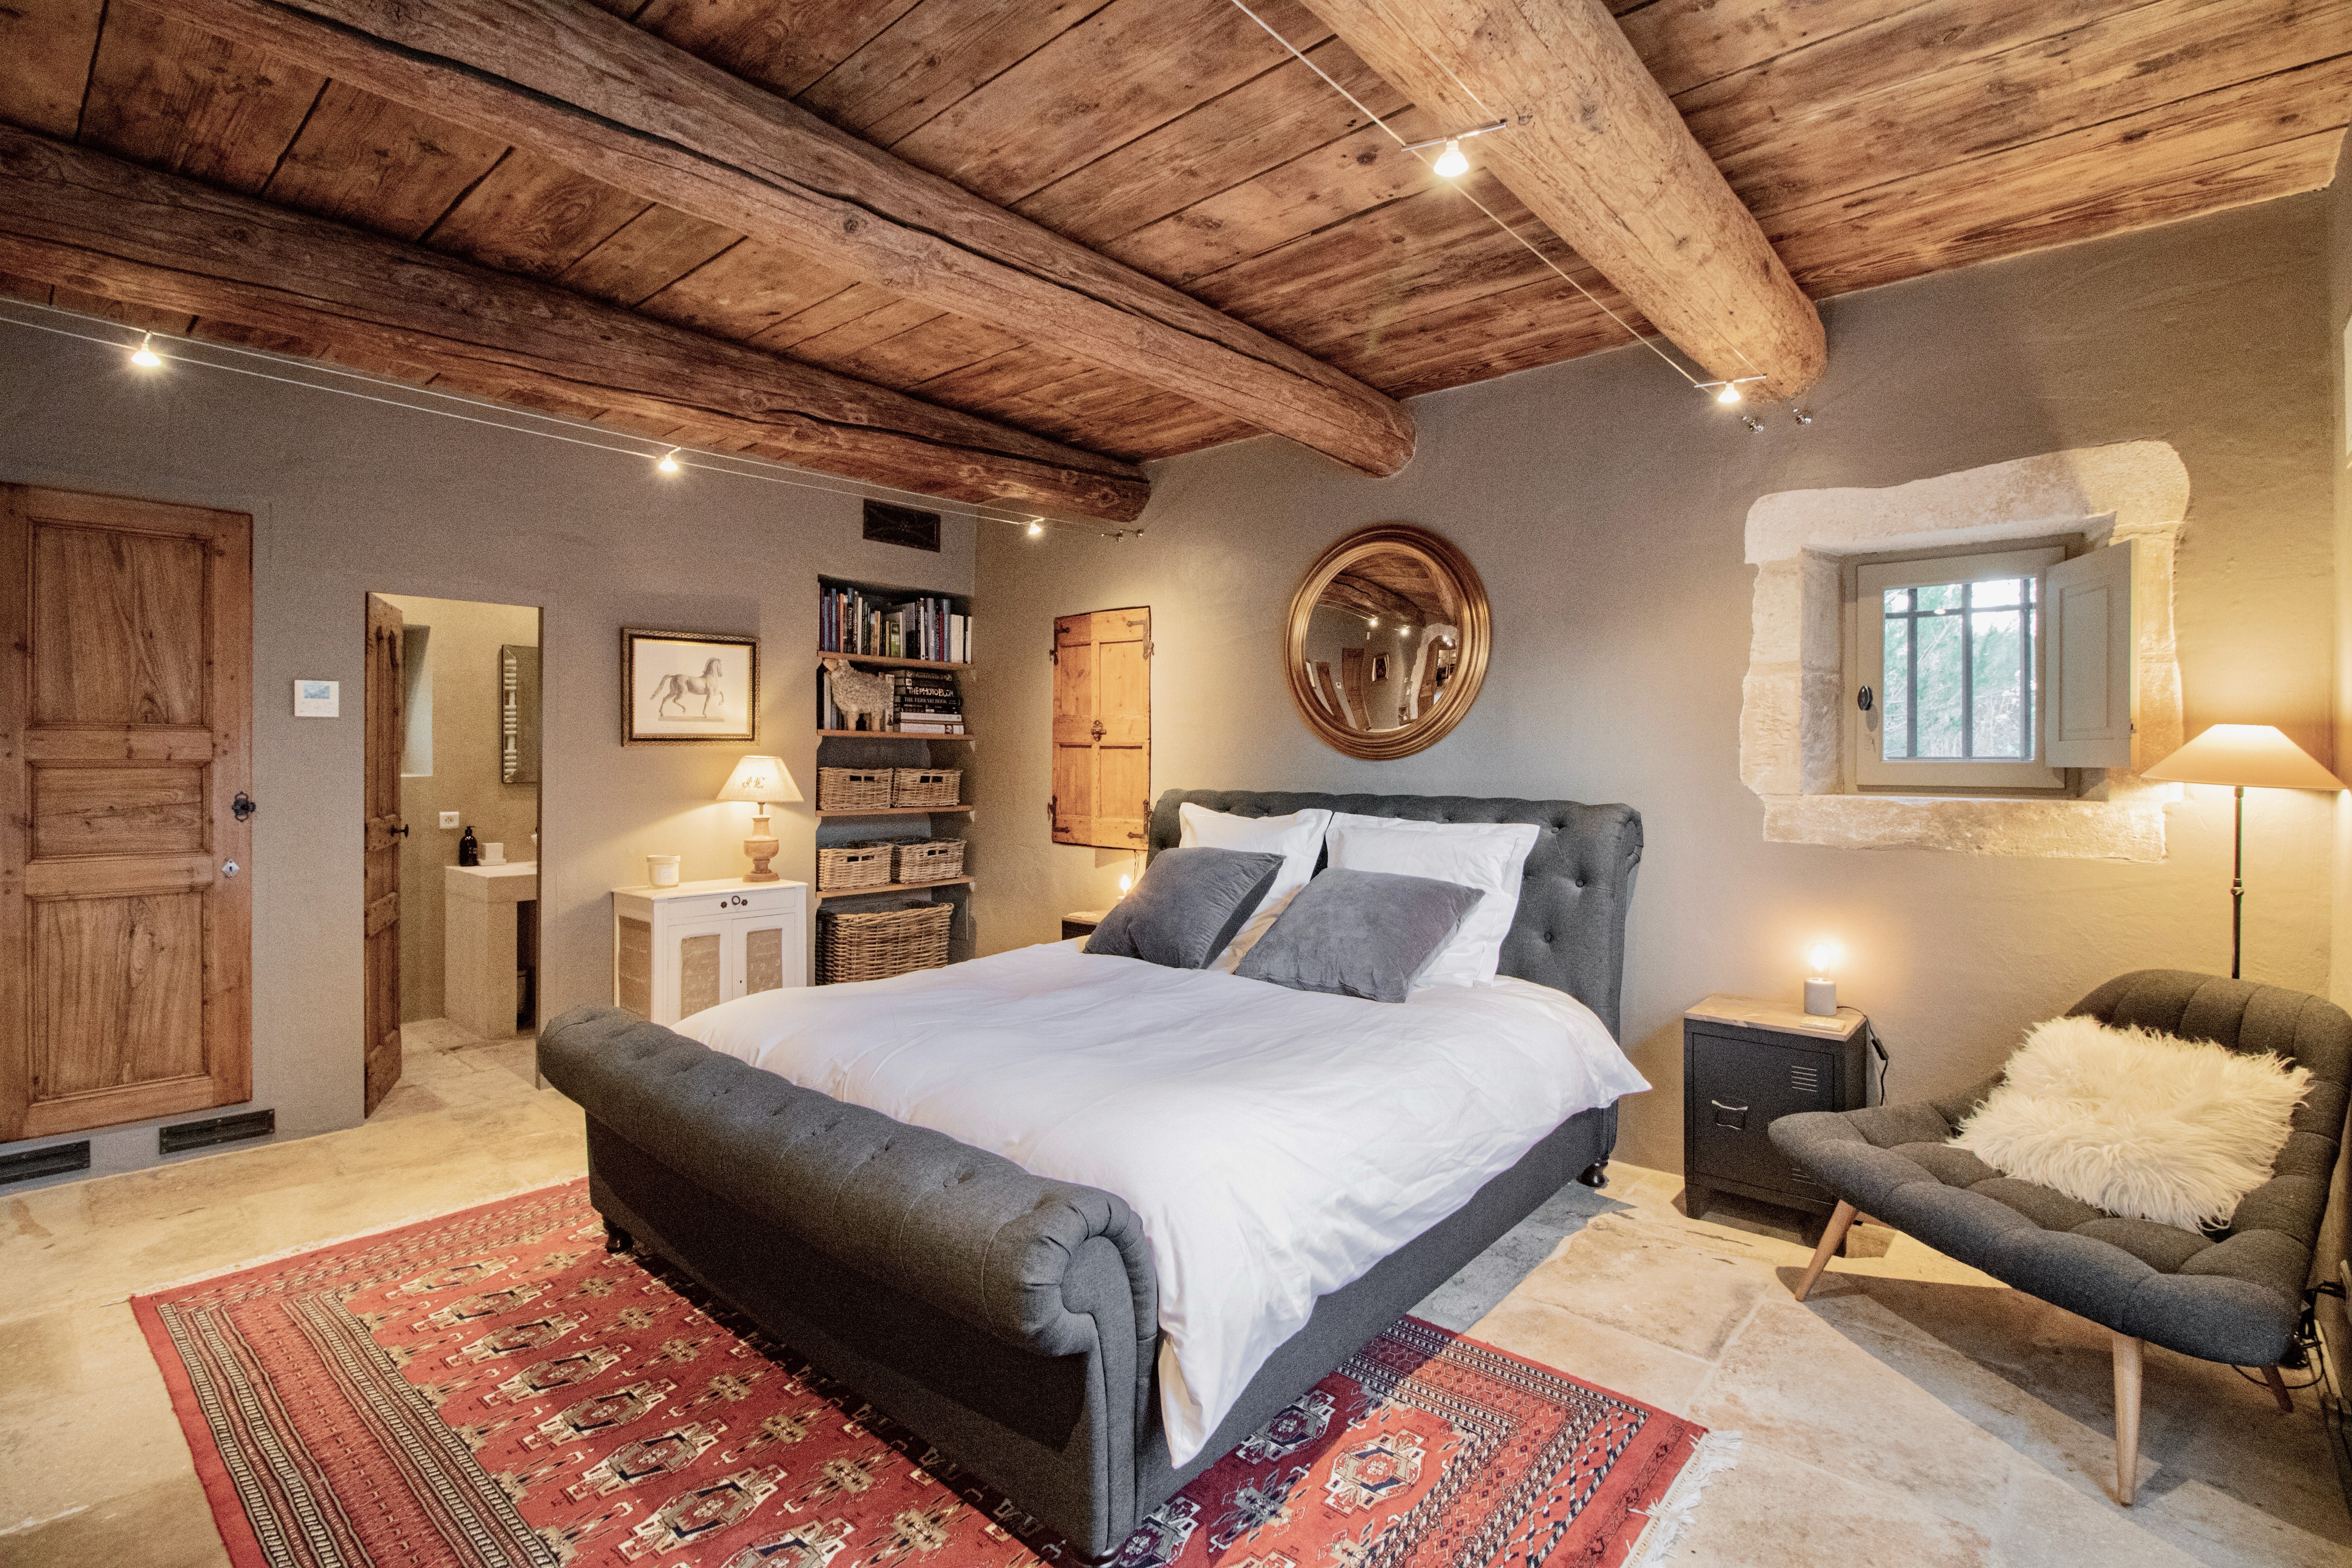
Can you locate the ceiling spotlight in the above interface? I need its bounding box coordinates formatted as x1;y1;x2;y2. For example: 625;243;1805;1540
1714;383;1742;405
1432;139;1469;178
1027;520;1045;537
130;333;162;369
656;449;681;474
1368;617;1380;629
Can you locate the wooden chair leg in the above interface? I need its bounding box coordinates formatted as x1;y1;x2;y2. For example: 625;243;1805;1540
1793;1201;1857;1302
2112;1332;2143;1506
2261;1365;2295;1414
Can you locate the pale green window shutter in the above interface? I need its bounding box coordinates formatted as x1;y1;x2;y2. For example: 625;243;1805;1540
2045;541;2136;769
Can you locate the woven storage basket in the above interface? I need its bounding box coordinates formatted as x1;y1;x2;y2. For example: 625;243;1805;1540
818;767;894;811
894;838;967;885
892;767;962;808
821;902;953;984
815;840;894;892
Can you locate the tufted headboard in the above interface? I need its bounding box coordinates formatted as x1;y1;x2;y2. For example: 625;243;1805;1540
1147;790;1644;1040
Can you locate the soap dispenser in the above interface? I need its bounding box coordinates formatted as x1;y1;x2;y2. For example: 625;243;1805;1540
458;825;480;866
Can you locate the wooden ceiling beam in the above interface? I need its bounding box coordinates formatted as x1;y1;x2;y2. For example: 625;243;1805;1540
163;0;1417;475
1297;0;1826;401
0;126;1151;521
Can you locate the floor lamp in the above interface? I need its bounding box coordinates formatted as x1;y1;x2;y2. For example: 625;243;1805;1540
2143;724;2345;979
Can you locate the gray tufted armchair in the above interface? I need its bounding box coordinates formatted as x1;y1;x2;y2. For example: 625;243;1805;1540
1769;970;2351;1506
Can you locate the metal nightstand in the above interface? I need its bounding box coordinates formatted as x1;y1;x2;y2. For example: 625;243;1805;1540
1684;994;1875;1221
1061;909;1107;941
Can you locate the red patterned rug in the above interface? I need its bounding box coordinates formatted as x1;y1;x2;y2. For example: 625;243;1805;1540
134;1180;1728;1568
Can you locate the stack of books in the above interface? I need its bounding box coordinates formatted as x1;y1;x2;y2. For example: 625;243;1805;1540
820;586;970;663
891;671;963;734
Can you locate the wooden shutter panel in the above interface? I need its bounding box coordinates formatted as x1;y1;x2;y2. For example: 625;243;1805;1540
2045;542;2136;769
1051;608;1150;848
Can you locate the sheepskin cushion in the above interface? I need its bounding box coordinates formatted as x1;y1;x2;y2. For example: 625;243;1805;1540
1951;1014;2311;1232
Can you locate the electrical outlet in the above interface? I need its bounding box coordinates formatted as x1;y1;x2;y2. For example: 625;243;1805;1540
439;812;461;829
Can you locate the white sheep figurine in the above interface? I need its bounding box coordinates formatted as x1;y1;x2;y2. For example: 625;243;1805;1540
821;656;896;731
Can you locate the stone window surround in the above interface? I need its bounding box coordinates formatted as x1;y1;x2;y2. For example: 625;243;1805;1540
1739;442;2186;860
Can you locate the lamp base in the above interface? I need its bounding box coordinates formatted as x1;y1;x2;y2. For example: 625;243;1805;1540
1804;977;1837;1017
742;810;780;883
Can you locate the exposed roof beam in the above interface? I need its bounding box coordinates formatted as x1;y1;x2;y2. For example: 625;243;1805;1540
166;0;1417;476
0;127;1151;521
1298;0;1826;402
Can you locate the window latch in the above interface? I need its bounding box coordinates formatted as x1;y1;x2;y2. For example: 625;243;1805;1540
1856;685;1875;713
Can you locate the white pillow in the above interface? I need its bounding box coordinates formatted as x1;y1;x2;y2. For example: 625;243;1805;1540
1177;804;1334;970
1323;813;1537;987
1952;1014;2311;1231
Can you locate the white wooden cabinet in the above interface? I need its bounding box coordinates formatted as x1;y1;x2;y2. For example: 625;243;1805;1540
612;878;808;1025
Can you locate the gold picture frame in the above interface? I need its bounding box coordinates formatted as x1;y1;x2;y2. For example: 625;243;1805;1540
621;626;759;745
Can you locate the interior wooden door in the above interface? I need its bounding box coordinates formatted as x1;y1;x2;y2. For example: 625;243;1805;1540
1051;608;1150;849
363;595;405;1115
0;485;252;1141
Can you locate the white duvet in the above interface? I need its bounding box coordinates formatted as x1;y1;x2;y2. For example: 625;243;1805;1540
676;939;1648;1464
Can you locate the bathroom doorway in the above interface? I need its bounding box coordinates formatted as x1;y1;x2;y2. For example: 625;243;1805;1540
362;593;543;1120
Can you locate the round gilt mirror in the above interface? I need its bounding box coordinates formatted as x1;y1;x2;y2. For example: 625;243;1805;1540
1285;524;1489;760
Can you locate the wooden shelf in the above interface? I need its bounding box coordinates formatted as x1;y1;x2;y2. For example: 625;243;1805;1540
817;876;973;900
817;729;974;740
815;805;973;818
816;652;970;671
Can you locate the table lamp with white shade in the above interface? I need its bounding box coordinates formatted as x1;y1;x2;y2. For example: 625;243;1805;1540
716;755;802;883
2142;724;2344;978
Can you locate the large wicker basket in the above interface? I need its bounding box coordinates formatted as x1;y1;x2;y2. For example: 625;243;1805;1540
816;840;893;892
818;767;894;811
820;902;953;984
894;838;967;885
892;767;962;808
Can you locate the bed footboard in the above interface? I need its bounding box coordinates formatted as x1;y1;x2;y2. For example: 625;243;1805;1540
538;1006;1158;1555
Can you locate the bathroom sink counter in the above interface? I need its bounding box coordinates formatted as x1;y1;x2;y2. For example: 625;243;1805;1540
446;862;537;1037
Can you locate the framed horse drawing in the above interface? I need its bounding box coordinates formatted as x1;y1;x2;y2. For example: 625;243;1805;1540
621;627;759;745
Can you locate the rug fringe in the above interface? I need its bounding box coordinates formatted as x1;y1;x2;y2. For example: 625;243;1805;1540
1623;1429;1741;1567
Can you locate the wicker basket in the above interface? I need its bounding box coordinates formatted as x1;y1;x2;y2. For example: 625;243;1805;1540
892;767;962;809
818;767;895;811
821;902;953;984
816;840;894;892
894;838;967;885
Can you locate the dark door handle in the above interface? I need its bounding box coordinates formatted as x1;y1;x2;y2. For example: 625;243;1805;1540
1710;1099;1750;1130
392;822;410;837
232;791;258;822
1856;686;1875;713
1090;719;1105;740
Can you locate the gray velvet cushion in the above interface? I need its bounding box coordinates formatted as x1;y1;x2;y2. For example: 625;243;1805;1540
1083;847;1284;969
1769;971;2352;1368
1236;868;1484;1003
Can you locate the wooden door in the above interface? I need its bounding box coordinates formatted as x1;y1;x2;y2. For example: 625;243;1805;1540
363;595;405;1114
1051;608;1150;848
1;485;251;1141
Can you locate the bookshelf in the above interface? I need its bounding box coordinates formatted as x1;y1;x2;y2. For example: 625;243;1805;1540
814;574;975;982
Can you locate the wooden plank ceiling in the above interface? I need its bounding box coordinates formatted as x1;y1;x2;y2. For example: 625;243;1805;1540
3;0;2347;488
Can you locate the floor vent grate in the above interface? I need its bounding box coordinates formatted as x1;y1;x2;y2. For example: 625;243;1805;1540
160;1109;276;1155
0;1141;92;1185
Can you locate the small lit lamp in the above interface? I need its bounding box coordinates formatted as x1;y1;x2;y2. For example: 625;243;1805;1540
1804;942;1840;1017
715;755;802;883
2143;724;2346;979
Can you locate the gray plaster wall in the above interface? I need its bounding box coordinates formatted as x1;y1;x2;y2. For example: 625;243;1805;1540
0;318;973;1178
971;193;2337;1176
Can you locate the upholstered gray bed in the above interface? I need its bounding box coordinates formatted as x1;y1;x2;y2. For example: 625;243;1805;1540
539;788;1642;1560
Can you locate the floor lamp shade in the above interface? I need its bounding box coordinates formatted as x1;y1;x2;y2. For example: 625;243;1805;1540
2142;725;2344;979
717;755;801;882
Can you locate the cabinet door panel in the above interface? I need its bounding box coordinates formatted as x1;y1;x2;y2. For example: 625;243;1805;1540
1688;1033;1833;1189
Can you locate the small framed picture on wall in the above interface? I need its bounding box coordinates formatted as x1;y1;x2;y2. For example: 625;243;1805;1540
621;627;759;745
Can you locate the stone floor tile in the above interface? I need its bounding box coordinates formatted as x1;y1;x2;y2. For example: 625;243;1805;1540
1510;1210;1777;1360
0;1471;229;1568
1465;1294;1713;1415
80;1139;345;1227
1667;1439;1994;1567
1686;1298;2033;1538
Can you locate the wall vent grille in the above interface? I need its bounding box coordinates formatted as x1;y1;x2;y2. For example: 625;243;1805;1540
160;1109;276;1155
0;1141;91;1185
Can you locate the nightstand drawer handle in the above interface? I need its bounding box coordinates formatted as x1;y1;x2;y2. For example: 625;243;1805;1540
1710;1099;1750;1130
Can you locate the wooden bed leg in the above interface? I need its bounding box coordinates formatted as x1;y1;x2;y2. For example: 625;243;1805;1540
2112;1332;2143;1506
2261;1365;2296;1413
1792;1201;1856;1302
